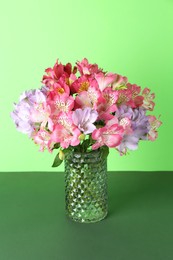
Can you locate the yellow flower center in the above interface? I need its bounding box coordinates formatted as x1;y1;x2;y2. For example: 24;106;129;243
65;78;70;85
78;82;90;92
57;87;65;94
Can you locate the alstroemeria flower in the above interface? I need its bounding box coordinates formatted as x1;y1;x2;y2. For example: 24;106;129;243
51;112;81;148
71;75;91;93
92;123;124;150
126;83;144;108
72;108;98;134
117;88;131;105
95;72;117;92
74;85;101;110
48;93;74;122
42;60;76;89
30;104;53;131
11;100;34;136
97;87;118;120
33;129;53;152
76;58;102;75
105;115;132;135
147;115;162;141
28;89;53;131
116;135;140;155
116;105;150;139
115;105;150;154
11;89;51;136
141;88;155;111
119;117;132;135
112;74;128;90
117;83;143;108
11;58;162;159
51;124;80;148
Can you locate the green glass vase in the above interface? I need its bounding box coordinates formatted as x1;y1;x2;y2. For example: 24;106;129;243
64;148;108;223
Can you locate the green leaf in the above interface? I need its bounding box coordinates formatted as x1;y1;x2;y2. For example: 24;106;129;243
63;147;72;156
63;148;69;154
101;146;109;158
52;152;63;168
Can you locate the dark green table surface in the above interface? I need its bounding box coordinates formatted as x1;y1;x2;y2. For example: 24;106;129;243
0;171;173;260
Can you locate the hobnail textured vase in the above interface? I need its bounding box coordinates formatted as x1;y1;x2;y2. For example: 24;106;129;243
64;148;108;223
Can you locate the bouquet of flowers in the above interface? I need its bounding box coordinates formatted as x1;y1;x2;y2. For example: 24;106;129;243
11;58;162;167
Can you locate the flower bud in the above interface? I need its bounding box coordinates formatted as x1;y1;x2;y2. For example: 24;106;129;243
79;134;85;141
59;150;65;160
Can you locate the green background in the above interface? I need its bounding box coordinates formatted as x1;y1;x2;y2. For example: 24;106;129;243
0;0;172;172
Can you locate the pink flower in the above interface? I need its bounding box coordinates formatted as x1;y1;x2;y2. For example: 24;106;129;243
33;129;53;152
105;115;132;134
92;123;124;150
51;125;80;148
117;88;131;105
48;93;74;123
126;83;143;108
51;112;81;148
50;79;70;96
76;58;102;75
71;75;91;93
147;115;162;141
119;117;132;135
117;83;144;108
97;87;118;120
74;85;101;110
28;90;53;131
95;72;117;92
141;88;155;111
11;58;162;160
42;60;76;89
112;74;128;90
30;103;53;131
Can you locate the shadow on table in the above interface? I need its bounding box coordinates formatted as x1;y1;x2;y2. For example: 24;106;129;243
108;171;173;216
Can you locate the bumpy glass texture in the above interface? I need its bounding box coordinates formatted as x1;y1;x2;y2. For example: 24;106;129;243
64;149;108;223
